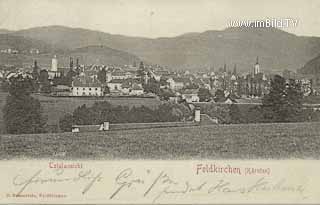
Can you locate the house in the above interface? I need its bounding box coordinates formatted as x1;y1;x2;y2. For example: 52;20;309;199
107;79;124;92
111;70;127;80
181;89;200;103
71;77;103;96
129;83;144;96
149;70;162;81
167;77;191;90
121;80;132;94
51;85;71;96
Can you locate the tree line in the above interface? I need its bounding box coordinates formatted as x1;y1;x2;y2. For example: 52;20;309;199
59;101;192;132
203;75;320;124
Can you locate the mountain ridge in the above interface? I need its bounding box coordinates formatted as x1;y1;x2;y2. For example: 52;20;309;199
5;25;320;72
0;33;140;67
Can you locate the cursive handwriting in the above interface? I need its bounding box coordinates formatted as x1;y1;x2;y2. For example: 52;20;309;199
108;168;307;203
11;167;307;203
13;169;103;195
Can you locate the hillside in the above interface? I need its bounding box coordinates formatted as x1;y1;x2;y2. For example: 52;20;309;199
0;29;12;34
70;45;140;66
12;25;320;72
298;54;320;75
0;34;140;67
0;34;53;52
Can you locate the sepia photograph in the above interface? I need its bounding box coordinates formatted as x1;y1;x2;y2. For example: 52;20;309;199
0;0;320;203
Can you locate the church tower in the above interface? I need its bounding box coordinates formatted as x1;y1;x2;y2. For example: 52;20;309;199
51;55;58;72
253;56;260;75
70;57;74;70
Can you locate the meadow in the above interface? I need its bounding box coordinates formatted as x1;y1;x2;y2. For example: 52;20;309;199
1;122;320;160
0;92;161;133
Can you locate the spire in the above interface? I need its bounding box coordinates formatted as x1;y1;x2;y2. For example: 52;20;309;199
70;57;73;69
254;56;260;75
34;60;38;68
233;64;237;75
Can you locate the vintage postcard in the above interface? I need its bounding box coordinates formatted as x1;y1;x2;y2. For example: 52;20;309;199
0;0;320;204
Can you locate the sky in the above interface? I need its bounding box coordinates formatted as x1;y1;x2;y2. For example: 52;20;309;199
0;0;319;38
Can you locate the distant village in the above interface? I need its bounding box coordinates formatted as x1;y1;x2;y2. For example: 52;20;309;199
0;54;319;103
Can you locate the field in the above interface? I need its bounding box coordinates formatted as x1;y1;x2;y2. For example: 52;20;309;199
1;122;320;160
0;92;161;133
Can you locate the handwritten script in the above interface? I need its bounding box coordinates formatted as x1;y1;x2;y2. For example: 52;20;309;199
11;167;307;203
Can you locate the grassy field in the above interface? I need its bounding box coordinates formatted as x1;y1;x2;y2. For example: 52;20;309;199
0;92;161;133
1;122;320;160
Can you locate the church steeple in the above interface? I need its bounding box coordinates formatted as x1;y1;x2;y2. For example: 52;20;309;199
34;60;38;69
223;63;227;73
233;64;237;75
254;56;260;75
70;57;74;70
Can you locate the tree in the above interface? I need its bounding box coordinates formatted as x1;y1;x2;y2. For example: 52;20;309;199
39;70;49;84
201;104;230;124
0;79;10;92
229;104;242;124
32;60;40;83
262;75;286;122
39;70;51;93
137;61;146;81
59;113;73;132
143;79;160;95
198;88;212;102
104;85;110;95
262;75;303;122
72;104;94;125
214;89;226;102
97;67;107;83
128;106;156;123
159;88;175;101
283;79;303;121
3;74;46;134
65;69;77;86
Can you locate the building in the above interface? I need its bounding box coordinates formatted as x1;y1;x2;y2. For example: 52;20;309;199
51;85;71;96
253;56;260;75
111;70;128;80
48;55;62;79
129;83;144;96
181;89;200;103
167;77;191;90
71;77;103;96
107;79;124;92
29;48;40;54
51;55;58;72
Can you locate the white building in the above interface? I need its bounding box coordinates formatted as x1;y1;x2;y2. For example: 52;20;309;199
48;55;62;79
167;78;187;90
111;71;128;80
253;56;260;75
107;79;124;92
51;55;58;72
71;77;103;96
